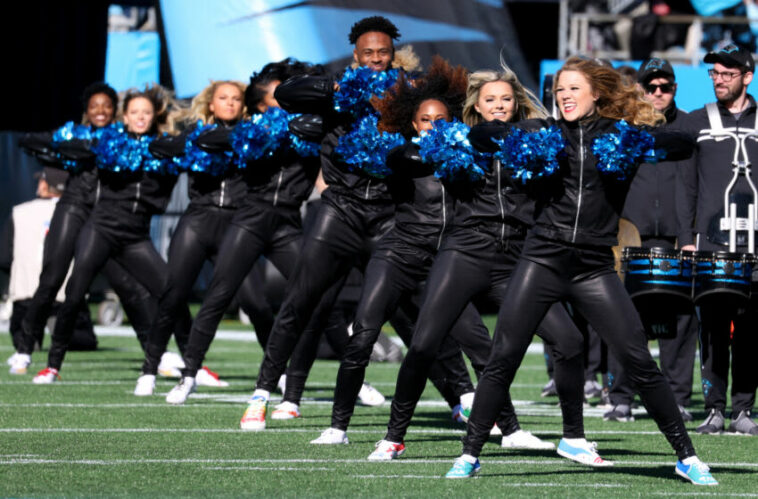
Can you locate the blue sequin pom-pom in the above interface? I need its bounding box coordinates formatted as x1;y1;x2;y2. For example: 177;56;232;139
174;121;233;176
93;124;170;174
52;122;93;143
333;66;399;116
412;119;489;182
494;125;566;183
592;120;656;180
230;107;290;167
335;114;405;178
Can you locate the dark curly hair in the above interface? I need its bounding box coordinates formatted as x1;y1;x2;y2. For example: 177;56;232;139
373;56;468;139
348;16;400;45
81;82;118;113
245;58;325;113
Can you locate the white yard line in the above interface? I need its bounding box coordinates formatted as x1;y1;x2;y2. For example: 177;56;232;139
0;456;754;468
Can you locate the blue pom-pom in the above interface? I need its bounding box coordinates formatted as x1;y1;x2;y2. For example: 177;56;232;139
412;119;490;182
333;66;399;117
52;122;93;143
93;124;172;174
592;120;656;180
335;115;405;178
230;107;290;167
290;134;320;157
494;125;566;183
174;121;233;176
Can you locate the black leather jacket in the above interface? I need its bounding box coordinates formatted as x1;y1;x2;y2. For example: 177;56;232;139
19;130;100;208
196;126;319;209
274;75;392;203
470;116;694;247
385;143;454;249
149;125;247;209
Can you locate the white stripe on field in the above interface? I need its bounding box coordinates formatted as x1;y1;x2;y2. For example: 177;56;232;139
0;427;755;441
0;457;755;468
353;476;626;486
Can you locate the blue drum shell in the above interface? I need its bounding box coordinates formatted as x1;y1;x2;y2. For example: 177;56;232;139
693;251;755;305
622;247;693;307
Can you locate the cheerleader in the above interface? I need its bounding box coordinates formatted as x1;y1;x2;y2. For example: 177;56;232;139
239;17;480;430
133;80;274;395
163;59;327;404
31;85;181;382
13;84;163;375
366;66;587;460
445;56;716;486
312;58;505;445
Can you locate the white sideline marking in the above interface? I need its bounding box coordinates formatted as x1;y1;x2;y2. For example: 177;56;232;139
354;476;626;486
204;466;333;471
0;457;755;468
2;427;757;443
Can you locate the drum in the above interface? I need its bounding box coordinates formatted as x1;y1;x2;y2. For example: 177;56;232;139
622;247;693;306
692;251;756;305
622;247;693;338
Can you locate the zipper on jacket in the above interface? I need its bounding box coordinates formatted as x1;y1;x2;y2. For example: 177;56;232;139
273;169;283;206
132;181;141;214
95;179;101;204
437;183;447;250
365;179;371;200
496;159;506;243
572;126;584;243
219;180;226;207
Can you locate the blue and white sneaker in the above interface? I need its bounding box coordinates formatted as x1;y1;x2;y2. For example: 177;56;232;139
445;456;481;478
675;458;718;486
557;438;613;467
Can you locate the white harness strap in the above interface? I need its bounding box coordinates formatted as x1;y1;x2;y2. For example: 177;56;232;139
706;102;724;134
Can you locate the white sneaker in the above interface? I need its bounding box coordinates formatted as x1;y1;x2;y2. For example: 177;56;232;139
358;382;385;406
367;440;406;461
134;374;156;396
458;392;475;423
277;374;287;394
195;366;229;387
501;430;556;450
166;377;196;405
311;428;349;444
32;367;59;384
9;353;31;375
557;438;614;467
158;351;184;378
271;401;301;420
240;396;268;431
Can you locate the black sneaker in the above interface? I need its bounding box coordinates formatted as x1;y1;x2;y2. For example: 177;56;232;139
603;404;634;422
696;409;725;434
728;410;758;435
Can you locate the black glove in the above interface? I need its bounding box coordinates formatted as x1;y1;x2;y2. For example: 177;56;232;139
468;121;512;153
289;114;325;142
274;75;334;115
196;127;232;153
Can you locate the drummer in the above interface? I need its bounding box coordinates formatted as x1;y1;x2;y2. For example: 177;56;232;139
678;44;758;436
605;58;699;424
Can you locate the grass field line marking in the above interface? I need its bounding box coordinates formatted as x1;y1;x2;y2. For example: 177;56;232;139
353;476;626;486
204;466;334;471
1;457;755;468
0;427;703;438
648;493;758;498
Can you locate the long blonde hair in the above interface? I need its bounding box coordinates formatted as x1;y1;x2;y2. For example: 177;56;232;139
463;64;547;127
121;83;179;135
184;80;247;124
554;56;663;126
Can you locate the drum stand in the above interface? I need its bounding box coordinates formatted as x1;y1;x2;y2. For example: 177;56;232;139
717;130;758;254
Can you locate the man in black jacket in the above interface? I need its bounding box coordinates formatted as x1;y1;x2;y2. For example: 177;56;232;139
678;44;758;435
605;58;698;424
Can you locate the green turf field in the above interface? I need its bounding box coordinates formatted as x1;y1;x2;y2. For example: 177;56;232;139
0;326;756;498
